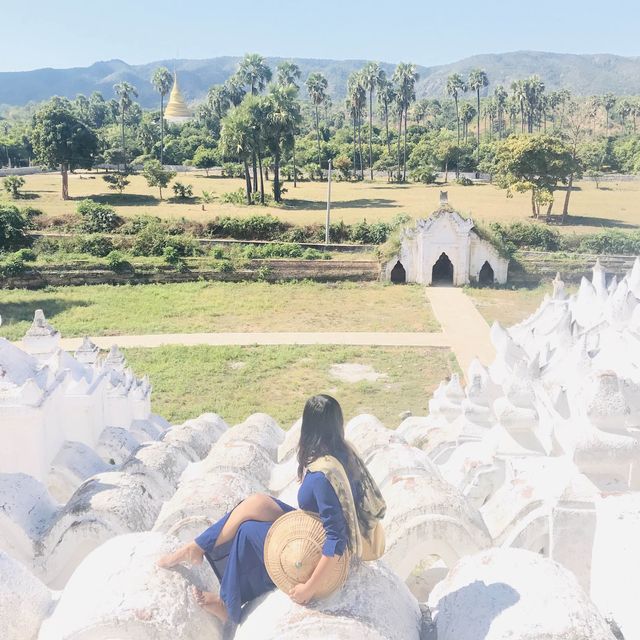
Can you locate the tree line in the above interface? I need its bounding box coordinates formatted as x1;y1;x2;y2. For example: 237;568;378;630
2;53;640;216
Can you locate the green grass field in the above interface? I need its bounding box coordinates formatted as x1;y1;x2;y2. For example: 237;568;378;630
465;285;553;326
6;171;640;234
0;280;439;341
124;344;456;426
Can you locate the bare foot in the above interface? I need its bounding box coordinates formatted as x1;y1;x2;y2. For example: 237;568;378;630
156;541;204;569
193;587;228;623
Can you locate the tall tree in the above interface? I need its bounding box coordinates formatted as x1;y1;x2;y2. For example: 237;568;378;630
31;101;99;200
377;78;395;155
446;73;466;177
276;61;302;187
237;53;272;95
361;62;385;180
265;84;301;202
113;81;138;170
276;61;301;89
602;93;617;130
220;106;253;204
305;72;328;178
393;63;419;182
151;67;173;165
493;86;508;137
346;72;366;180
468;68;489;166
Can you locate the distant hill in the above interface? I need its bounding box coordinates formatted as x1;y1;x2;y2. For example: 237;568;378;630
2;51;640;109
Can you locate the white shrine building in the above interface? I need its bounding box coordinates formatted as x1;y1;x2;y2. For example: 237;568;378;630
384;193;509;286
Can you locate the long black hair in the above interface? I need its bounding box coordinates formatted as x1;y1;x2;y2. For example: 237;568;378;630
297;394;353;480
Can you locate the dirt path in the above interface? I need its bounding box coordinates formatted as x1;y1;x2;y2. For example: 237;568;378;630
49;331;451;351
425;287;496;375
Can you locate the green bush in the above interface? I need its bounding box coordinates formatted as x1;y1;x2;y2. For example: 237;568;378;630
209;246;226;259
13;248;36;262
162;245;182;265
206;215;288;241
76;199;123;233
577;230;640;255
131;221;171;256
74;234;115;257
489;222;562;252
221;162;245;178
118;215;162;235
302;248;330;260
106;250;132;272
243;243;304;259
220;189;248;205
210;259;234;273
3;175;26;198
0;254;26;277
348;220;391;244
454;176;474;186
172;182;194;199
164;235;201;257
0;204;31;251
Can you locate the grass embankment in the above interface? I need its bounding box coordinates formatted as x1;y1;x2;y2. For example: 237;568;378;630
124;344;456;426
0;280;439;341
7;171;640;234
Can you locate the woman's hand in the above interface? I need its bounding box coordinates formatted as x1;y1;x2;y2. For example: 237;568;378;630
289;580;316;605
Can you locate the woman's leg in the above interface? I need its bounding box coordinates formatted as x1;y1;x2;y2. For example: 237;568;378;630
215;494;285;547
156;493;284;568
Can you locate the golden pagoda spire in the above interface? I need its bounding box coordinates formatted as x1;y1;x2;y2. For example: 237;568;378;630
165;72;192;123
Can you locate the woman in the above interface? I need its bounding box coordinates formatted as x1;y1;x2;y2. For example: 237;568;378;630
157;394;385;625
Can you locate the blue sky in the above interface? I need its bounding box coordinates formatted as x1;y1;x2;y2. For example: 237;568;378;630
2;0;639;72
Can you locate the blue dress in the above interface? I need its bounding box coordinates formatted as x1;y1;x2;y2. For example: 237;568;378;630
195;450;357;623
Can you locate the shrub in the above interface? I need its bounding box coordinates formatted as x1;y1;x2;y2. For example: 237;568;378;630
164;235;201;257
243;243;304;259
221;162;245;178
172;182;194;199
206;215;288;241
348;220;391;244
106;250;131;272
131;220;170;256
454;176;474;186
220;189;248;205
162;245;182;265
255;265;273;281
76;199;123;233
0;254;26;277
489;222;561;252
201;190;216;204
302;248;330;260
13;248;36;262
0;204;31;251
210;246;226;259
118;215;163;235
577;230;640;255
102;172;130;194
75;234;115;257
210;259;234;273
410;166;438;184
3;175;25;198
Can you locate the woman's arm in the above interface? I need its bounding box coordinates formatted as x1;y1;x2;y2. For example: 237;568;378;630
289;554;340;604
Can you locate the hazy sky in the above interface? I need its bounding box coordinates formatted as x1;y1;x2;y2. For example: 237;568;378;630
2;0;639;72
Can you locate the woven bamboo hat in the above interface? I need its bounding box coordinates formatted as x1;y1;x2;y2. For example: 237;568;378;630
264;510;350;599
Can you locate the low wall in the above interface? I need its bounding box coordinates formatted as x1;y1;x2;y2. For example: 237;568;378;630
0;260;381;290
510;251;638;286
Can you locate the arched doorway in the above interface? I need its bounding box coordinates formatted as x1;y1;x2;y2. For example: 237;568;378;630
390;261;406;284
478;261;494;285
431;252;454;285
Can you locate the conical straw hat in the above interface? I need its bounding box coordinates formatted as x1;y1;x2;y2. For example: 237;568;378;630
264;510;350;599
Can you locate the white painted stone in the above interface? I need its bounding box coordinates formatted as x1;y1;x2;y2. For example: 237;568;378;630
0;551;52;640
236;560;421;640
428;548;615;640
38;532;223;640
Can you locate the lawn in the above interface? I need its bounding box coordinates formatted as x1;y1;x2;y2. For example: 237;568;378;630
7;171;640;234
123;344;456;427
0;280;439;341
465;285;554;327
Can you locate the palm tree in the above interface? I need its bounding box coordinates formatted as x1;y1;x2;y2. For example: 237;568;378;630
602;93;617;130
460;103;476;143
346;72;367;180
361;62;385;180
207;85;231;119
377;78;396;155
276;61;301;89
224;76;246;106
511;80;527;133
113;81;138;170
468;69;488;165
151;67;173;165
393;63;419;182
266;84;301;202
305;72;328;178
446;73;466;177
237;53;272;95
220;107;253;204
276;61;301;187
493;86;507;137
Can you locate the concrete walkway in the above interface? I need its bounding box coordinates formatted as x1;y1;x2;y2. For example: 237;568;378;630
53;331;451;352
425;287;496;375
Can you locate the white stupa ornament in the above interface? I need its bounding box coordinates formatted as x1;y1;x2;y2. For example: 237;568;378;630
22;309;60;357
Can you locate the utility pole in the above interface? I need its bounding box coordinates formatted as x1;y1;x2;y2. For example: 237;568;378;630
325;158;332;245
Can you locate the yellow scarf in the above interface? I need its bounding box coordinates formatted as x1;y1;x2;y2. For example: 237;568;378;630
307;450;386;560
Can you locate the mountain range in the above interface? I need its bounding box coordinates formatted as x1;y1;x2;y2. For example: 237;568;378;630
1;51;640;109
